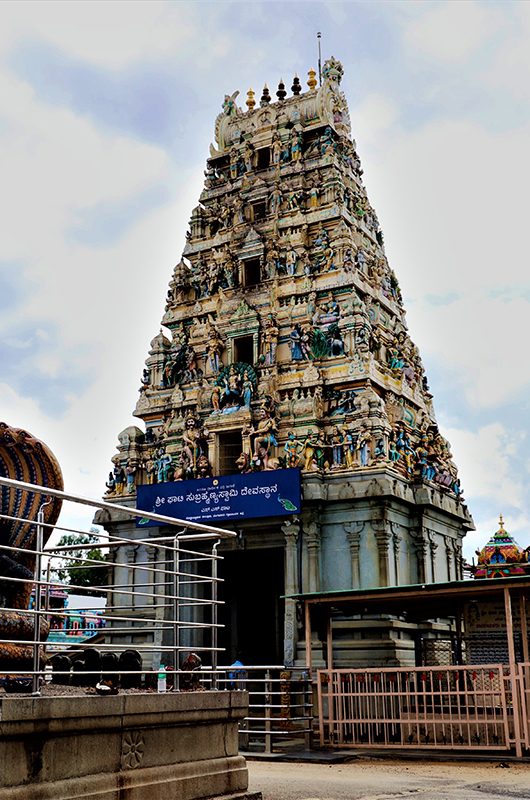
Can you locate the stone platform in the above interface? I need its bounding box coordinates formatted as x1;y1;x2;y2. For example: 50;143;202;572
0;691;257;800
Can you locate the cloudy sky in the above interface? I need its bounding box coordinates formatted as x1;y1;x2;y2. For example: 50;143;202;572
1;0;529;559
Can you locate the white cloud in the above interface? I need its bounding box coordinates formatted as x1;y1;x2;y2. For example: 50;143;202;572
444;422;524;509
403;1;503;64
484;3;530;102
353;94;400;149
355;110;530;409
409;294;530;410
0;1;197;68
0;52;205;526
0;72;169;261
365;116;530;296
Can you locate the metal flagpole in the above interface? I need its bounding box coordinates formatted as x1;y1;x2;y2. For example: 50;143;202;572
317;32;322;86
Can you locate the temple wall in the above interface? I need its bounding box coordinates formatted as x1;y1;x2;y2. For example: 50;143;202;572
0;692;252;800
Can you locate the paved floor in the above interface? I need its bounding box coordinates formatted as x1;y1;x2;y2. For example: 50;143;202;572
247;758;530;800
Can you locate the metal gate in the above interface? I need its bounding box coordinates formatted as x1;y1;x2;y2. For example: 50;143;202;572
318;664;517;750
518;662;530;751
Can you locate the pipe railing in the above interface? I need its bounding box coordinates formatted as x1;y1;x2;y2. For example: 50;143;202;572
0;476;235;695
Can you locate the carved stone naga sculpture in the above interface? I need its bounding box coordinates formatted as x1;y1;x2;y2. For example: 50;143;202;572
0;422;63;671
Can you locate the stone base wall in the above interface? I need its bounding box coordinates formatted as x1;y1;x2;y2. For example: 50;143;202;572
0;691;252;800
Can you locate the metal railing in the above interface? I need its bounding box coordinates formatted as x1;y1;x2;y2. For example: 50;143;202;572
200;665;314;753
0;475;235;695
318;664;517;751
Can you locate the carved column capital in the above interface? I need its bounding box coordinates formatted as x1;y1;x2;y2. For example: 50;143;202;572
302;511;321;593
345;522;364;589
411;524;429;583
345;521;365;547
371;514;391;586
126;545;140;564
373;522;392;552
427;530;438;554
281;518;300;545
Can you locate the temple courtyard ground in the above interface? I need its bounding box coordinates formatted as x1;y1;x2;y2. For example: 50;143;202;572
247;758;530;799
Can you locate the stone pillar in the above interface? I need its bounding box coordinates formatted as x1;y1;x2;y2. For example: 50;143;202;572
345;522;364;588
282;519;300;666
453;540;464;580
374;528;391;587
444;535;454;581
126;545;139;610
303;511;321;594
146;546;157;607
413;528;429;584
372;509;391;587
252;331;259;364
427;530;438;583
391;524;401;586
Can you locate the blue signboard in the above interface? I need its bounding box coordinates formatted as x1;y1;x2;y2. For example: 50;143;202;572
136;468;301;527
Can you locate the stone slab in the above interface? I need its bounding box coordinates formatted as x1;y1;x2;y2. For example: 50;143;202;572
0;691;251;800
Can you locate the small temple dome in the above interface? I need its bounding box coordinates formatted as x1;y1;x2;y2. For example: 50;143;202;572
474;515;530;578
149;329;171;352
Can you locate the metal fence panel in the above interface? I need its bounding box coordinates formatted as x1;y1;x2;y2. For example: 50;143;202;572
318;665;512;750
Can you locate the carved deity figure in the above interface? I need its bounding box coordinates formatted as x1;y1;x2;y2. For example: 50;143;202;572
206;325;224;374
243;141;254;173
344;247;355;272
308;186;319;208
214;90;241;152
290;129;303;162
269;183;283;216
236;452;251;474
251;408;279;468
313;227;334;271
330;426;345;467
271;132;282;165
262;315;279;365
344;429;356;468
303;431;319;471
394;426;415;474
285;248;298;276
242;371;254;408
290;323;309;361
284;431;303;468
229;146;240;180
303;430;328;471
356;425;371;467
182;416;206;475
105;471;116;494
125;462;136;494
155;449;173;483
221;365;243;410
113;464;126;494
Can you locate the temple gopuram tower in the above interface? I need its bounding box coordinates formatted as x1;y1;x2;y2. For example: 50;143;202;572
100;60;474;668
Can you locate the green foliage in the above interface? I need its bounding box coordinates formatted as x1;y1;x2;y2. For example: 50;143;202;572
52;531;108;593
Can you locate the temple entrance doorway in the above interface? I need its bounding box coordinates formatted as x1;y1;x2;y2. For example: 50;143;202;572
218;546;284;665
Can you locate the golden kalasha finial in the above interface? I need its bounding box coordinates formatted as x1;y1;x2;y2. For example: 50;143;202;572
246;88;255;110
498;514;505;531
307;67;317;91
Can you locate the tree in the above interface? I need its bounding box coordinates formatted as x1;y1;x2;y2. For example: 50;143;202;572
52;530;108;594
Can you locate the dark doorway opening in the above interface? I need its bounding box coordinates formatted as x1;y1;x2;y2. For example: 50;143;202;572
242;257;261;288
218;431;242;476
256;148;270;170
233;335;254;365
251;202;267;222
218;546;284;665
